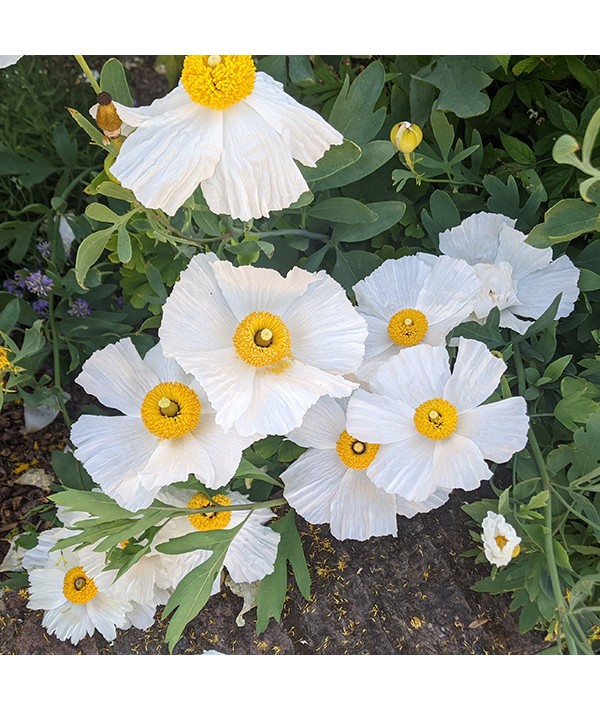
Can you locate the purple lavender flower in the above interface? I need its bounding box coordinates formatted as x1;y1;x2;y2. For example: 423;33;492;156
32;299;49;317
23;270;54;297
2;278;24;297
68;299;92;318
36;241;52;259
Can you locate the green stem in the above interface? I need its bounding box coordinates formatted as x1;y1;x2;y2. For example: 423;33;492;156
512;336;575;654
152;211;229;246
74;55;101;94
149;497;288;517
48;294;71;430
247;229;329;242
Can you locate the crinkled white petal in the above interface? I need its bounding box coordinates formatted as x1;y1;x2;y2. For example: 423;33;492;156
496;224;552;279
482;511;521;566
346;389;415;445
365;436;437;501
281;448;345;524
201;99;309;221
43;602;96;645
395;487;451;518
211;258;319;322
233;359;357;437
224;514;279;584
439;212;515;263
85;593;131;641
329;468;398;541
75;338;159;416
512;254;580;321
111;93;223;216
22;528;75;572
0;55;23;68
367;345;451;408
27;567;67;610
244;72;343;167
432;434;494;491
354;255;431;321
443;337;506;412
286;395;346;450
457;398;529;463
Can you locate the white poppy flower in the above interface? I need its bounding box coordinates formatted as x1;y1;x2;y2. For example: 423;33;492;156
281;396;451;541
153;487;280;589
103;55;343;221
159;253;367;438
346;338;529;501
71;338;255;512
353;254;482;379
26;541;131;645
481;511;521;566
0;55;23;69
438;212;580;333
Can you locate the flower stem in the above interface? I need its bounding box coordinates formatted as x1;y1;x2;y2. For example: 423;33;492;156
150;497;288;517
48;294;71;430
512;336;576;654
74;55;101;94
247;229;329;242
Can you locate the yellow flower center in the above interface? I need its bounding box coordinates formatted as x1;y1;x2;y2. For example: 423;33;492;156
187;492;232;531
63;566;98;605
233;311;292;368
335;430;380;470
0;346;10;371
413;398;458;440
180;55;256;111
140;381;201;439
387;308;429;347
495;534;508;550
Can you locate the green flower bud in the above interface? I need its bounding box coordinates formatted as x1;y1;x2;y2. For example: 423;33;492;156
390;121;423;153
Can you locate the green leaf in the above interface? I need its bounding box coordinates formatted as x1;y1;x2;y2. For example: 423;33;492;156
328;61;386;143
431;110;454;160
419;56;499;118
332;201;406;243
552;539;571;570
582;105;600;167
145;263;167;300
162;543;230;652
278;440;305;463
300;140;362;183
233;458;281;488
85;203;121;224
67;107;118;156
288;55;315;86
554;392;600;432
75;226;115;287
95;181;136;203
332;248;383;291
256;510;310;633
566;56;599;93
500;131;536;165
421;190;461;242
527;491;549;509
537;354;572;385
100;58;134;106
51;450;94;491
116;223;132;264
308;197;377;224
512;57;540;76
527;199;599;248
0;298;20;333
156;526;243;555
450;307;503;349
314;141;396;191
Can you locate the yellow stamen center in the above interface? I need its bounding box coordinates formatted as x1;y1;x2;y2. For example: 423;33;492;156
413;398;458;440
140;381;201;439
233;311;292;368
336;430;380;470
180;55;256;111
387;308;429;347
63;566;98;604
495;534;508;550
187;492;232;531
0;346;10;371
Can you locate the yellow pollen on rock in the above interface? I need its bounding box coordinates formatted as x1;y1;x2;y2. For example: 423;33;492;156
180;55;256;111
388;308;429;347
413;398;458;440
233;311;292;368
63;566;98;604
336;430;380;470
187;492;232;531
140;381;201;439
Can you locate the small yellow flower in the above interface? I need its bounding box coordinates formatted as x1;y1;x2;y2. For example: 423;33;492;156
390;121;423;153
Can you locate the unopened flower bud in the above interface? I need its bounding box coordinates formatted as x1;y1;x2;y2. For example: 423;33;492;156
95;91;123;140
390;121;423;153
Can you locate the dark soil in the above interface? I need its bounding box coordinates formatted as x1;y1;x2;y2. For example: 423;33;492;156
0;394;548;655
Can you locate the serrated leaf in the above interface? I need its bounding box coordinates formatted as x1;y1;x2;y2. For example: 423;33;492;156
255;511;310;634
328;61;386;143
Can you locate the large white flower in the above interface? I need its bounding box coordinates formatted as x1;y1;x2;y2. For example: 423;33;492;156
346;338;529;501
281;396;450;541
481;511;521;567
71;338;254;512
103;55;343;221
0;55;23;69
26;540;131;645
160;253;367;438
353;254;482;378
152;487;280;589
438;212;580;333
